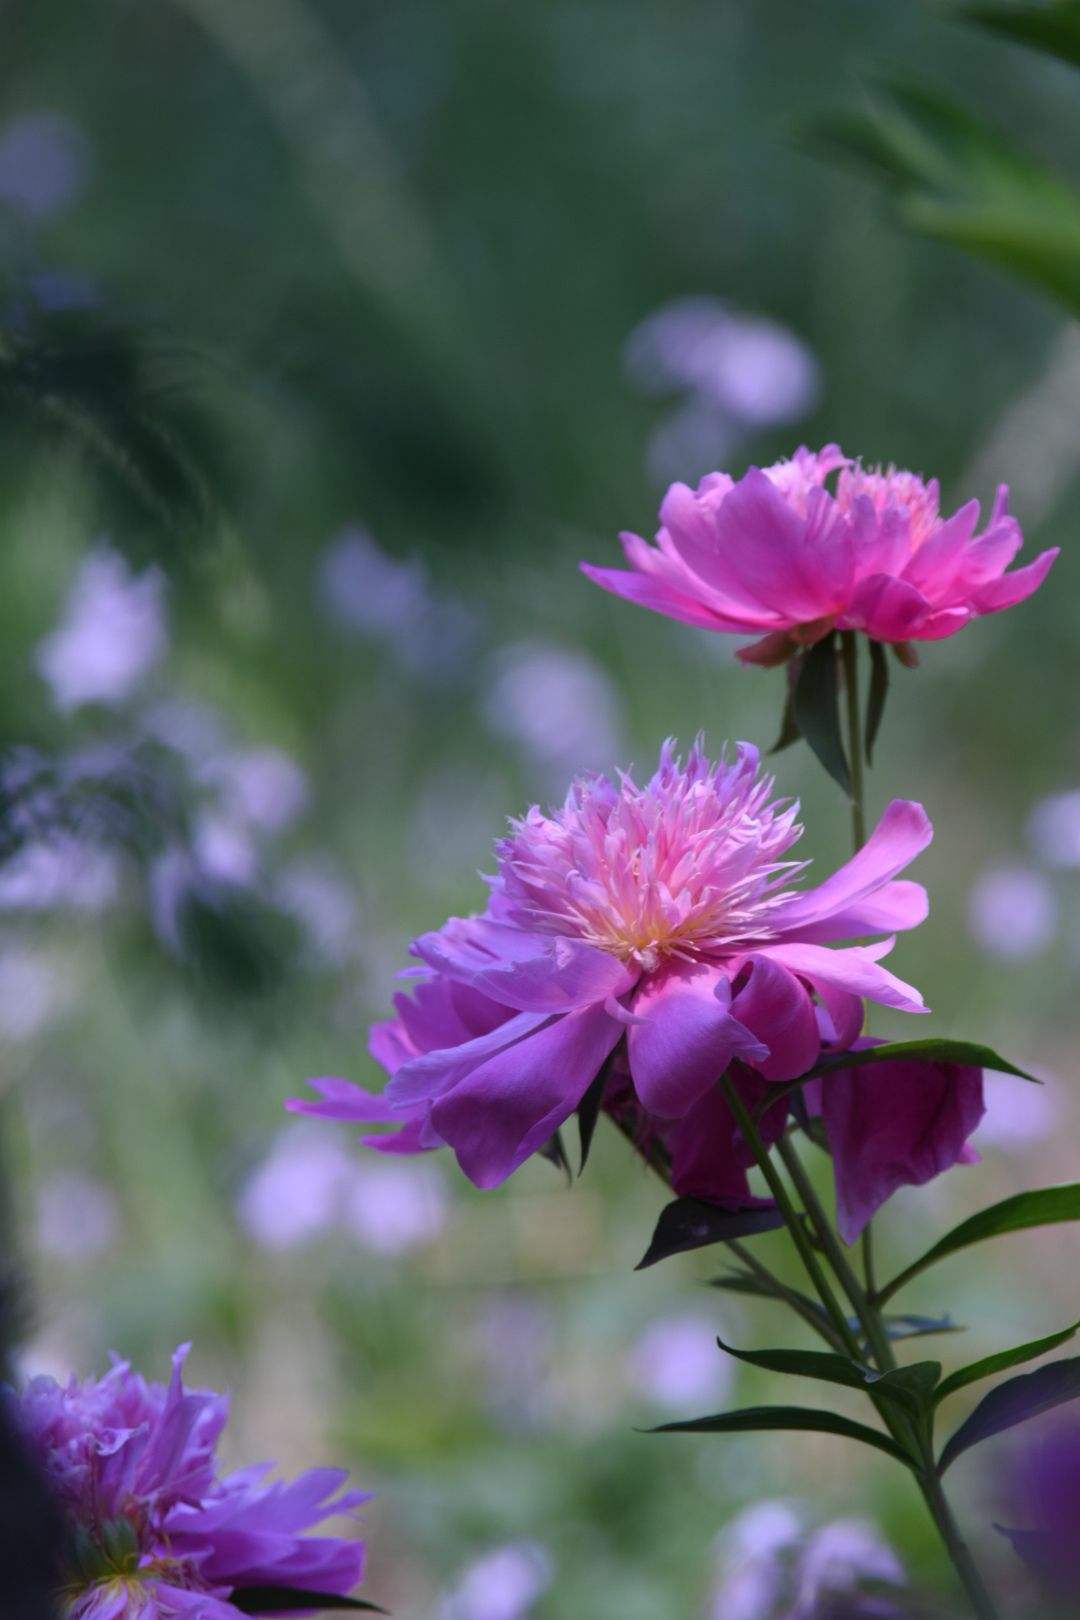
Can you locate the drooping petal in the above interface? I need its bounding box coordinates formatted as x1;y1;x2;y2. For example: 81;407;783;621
729;955;821;1081
429;1004;622;1188
627;960;767;1119
579;558;747;631
817;1048;985;1243
770;799;932;940
753;938;928;1015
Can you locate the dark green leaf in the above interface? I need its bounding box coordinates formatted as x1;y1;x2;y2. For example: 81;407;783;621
879;1184;1080;1306
649;1404;913;1465
805;1038;1038;1086
717;1337;875;1390
867;1360;942;1410
536;1129;571;1184
935;1322;1080;1405
769;679;802;754
939;1356;1080;1473
636;1200;783;1270
809;81;1080;319
965;2;1080;70
865;639;890;765
576;1066;609;1175
793;635;850;794
229;1589;385;1615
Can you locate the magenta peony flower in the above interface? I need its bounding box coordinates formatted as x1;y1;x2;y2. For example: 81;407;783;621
291;739;932;1191
581;445;1057;662
11;1344;367;1618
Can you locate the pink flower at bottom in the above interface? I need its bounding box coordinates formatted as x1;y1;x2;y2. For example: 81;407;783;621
581;445;1057;662
12;1345;367;1618
291;739;937;1202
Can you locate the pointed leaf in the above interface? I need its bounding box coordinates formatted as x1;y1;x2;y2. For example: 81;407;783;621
717;1337;876;1391
636;1200;783;1270
576;1067;609;1175
650;1404;914;1465
939;1356;1080;1473
804;1038;1038;1085
879;1184;1080;1306
229;1590;385;1615
965;2;1080;70
769;680;802;754
865;639;890;765
793;635;850;794
935;1322;1080;1405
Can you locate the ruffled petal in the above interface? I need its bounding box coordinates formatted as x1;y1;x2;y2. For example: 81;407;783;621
429;1004;622;1188
729;955;821;1081
413;915;637;1011
705;468;844;624
627;960;767;1119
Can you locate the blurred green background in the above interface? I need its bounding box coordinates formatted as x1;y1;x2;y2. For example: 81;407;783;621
2;1;1079;1614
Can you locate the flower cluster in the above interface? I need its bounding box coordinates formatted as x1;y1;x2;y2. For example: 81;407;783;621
582;444;1056;663
10;1344;367;1619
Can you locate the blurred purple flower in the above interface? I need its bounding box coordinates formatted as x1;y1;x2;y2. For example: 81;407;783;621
1028;790;1080;869
0;111;91;220
976;1067;1061;1151
343;1158;447;1254
645;397;744;488
201;748;309;835
192;813;259;888
439;1541;553;1620
792;1520;906;1619
709;1500;804;1620
37;546;167;712
0;838;120;912
624;298;819;422
1001;1417;1080;1603
238;1123;352;1250
968;866;1058;960
709;1504;908;1620
629;1313;733;1411
317;527;478;677
11;1343;367;1617
482;640;624;780
35;1171;119;1261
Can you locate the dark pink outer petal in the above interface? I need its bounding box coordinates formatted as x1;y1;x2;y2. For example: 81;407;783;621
770;799;932;942
816;1053;985;1243
580;558;748;632
704;468;846;624
729;955;821;1081
285;1077;435;1156
430;1003;622;1188
843;574;971;642
666;1070;786;1205
627;960;767;1119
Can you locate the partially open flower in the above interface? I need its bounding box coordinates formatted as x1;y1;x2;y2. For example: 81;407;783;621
11;1344;367;1618
582;445;1056;662
292;739;931;1191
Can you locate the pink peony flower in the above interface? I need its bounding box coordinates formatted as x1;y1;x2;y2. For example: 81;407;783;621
291;739;932;1191
12;1344;367;1618
581;445;1057;662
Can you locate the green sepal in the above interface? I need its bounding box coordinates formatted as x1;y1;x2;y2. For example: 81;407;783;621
865;639;890;764
793;634;850;794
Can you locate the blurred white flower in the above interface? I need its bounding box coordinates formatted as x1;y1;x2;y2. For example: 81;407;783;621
438;1542;553;1620
343;1158;447;1254
968;866;1058;960
35;1171;119;1261
37;546;167;712
482;640;623;781
0;111;91;220
276;858;358;966
1028;789;1080;869
976;1067;1062;1151
192;813;259;888
0;838;120;912
629;1313;733;1411
0;946;77;1040
238;1123;353;1250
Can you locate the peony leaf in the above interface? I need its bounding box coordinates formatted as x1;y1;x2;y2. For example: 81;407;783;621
804;1037;1038;1085
576;1066;609;1175
935;1322;1080;1405
716;1338;937;1418
879;1184;1080;1306
793;635;850;794
965;2;1080;70
649;1404;914;1465
635;1200;783;1269
938;1356;1080;1473
864;638;890;765
229;1589;386;1614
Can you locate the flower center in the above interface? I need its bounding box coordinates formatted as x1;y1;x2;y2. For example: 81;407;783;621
836;464;940;548
492;740;805;971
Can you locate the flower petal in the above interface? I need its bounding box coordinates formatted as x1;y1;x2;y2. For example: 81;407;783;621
729;955;821;1081
753;938;928;1015
627;960;767;1119
771;800;932;940
413;915;637;1011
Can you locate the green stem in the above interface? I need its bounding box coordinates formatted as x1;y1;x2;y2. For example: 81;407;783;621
861;1222;877;1296
840;629;866;849
917;1469;1003;1620
720;1075;861;1358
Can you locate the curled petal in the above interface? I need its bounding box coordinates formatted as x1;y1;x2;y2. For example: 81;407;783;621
627;961;767;1119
